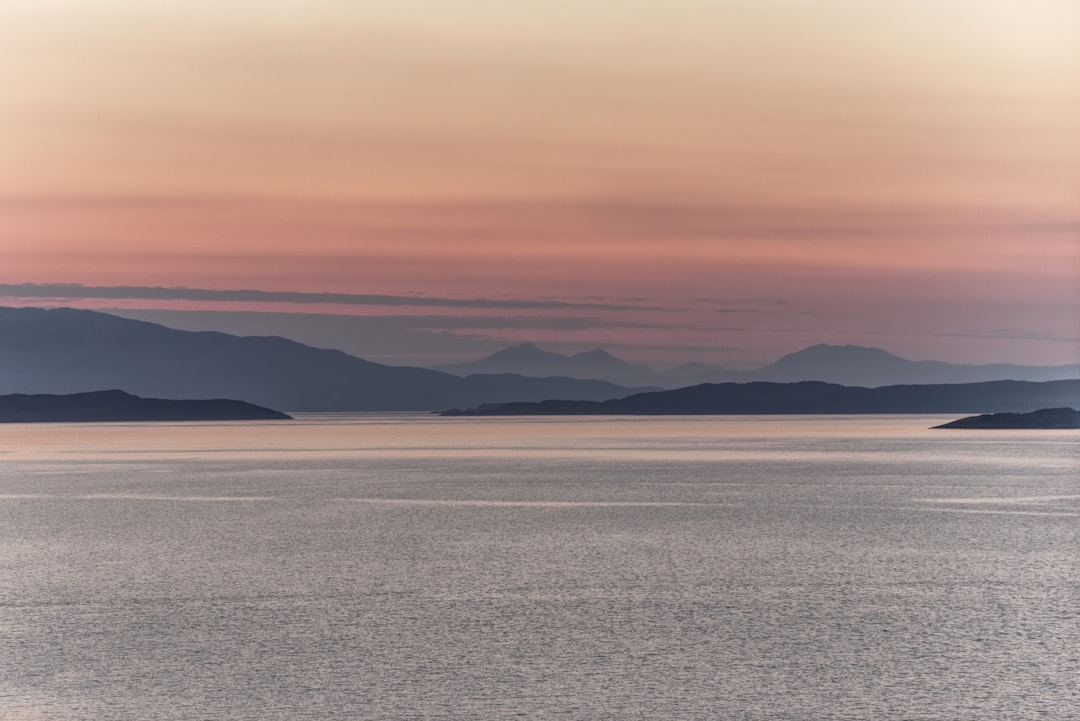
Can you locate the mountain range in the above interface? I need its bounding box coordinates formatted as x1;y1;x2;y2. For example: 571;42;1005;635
435;342;1080;388
5;306;1077;412
0;307;649;411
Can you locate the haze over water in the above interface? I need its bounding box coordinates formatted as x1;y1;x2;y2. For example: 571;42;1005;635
2;415;1078;719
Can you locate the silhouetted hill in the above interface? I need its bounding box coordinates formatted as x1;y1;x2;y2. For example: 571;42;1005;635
0;390;290;422
0;307;646;411
433;343;658;383
663;344;1080;387
932;407;1080;429
443;379;1080;415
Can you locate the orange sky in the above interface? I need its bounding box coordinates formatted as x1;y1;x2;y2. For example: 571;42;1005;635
2;0;1078;366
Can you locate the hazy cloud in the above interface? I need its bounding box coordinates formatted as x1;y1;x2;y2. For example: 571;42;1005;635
0;283;652;312
933;329;1080;344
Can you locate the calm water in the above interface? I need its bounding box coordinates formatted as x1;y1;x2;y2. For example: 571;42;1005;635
1;414;1077;720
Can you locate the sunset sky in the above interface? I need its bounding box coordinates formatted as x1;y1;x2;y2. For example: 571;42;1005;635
2;0;1078;368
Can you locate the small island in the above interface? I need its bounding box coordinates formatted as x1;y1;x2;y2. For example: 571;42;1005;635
0;390;292;423
933;407;1080;429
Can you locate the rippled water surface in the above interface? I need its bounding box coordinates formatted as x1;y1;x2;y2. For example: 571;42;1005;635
2;415;1078;719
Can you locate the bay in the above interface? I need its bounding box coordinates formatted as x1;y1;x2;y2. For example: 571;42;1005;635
1;415;1078;720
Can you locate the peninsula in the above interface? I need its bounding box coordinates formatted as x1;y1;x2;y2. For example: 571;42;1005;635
0;390;292;423
932;407;1080;429
441;379;1080;416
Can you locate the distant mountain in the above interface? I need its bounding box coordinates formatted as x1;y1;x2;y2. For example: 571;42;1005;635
662;344;1080;387
0;390;291;423
933;407;1080;429
755;345;916;383
433;343;658;383
0;307;646;411
444;379;1080;416
439;342;1079;389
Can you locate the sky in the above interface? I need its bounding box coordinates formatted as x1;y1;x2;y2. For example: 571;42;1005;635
2;0;1078;368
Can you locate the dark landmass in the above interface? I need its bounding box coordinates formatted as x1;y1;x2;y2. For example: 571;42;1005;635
0;307;649;411
932;407;1080;429
438;342;1080;388
0;390;291;423
442;379;1080;416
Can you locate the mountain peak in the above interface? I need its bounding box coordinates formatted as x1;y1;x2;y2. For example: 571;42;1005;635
758;344;912;379
486;343;551;360
779;344;908;363
572;348;617;361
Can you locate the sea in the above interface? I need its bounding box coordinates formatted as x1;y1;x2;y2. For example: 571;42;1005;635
1;414;1077;720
